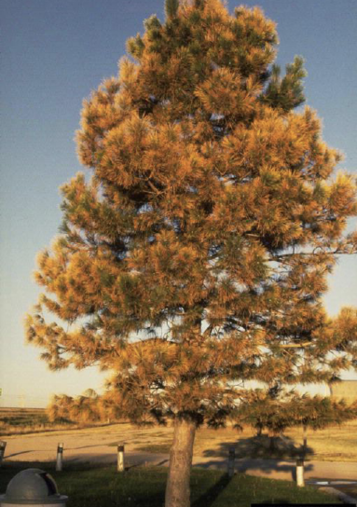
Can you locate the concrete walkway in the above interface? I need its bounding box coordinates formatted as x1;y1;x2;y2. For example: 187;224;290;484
193;455;357;483
121;453;357;484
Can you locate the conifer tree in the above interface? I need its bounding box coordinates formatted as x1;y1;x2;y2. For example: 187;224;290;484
26;1;357;506
236;386;357;455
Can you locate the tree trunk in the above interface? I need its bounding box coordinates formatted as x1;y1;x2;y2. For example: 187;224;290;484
256;425;263;437
269;435;276;452
302;424;307;457
165;417;197;507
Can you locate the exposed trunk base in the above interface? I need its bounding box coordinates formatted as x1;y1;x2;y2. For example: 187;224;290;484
302;424;307;458
165;417;197;507
269;435;277;452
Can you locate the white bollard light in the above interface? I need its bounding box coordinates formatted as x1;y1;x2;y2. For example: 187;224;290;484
296;458;305;487
117;443;125;472
0;468;68;506
56;443;64;472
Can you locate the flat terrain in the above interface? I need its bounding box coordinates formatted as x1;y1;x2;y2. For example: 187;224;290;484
196;420;357;462
2;421;357;481
2;407;357;462
2;411;356;503
2;409;357;461
0;407;78;435
0;407;48;427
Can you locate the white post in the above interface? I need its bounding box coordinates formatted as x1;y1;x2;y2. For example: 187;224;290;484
0;441;6;467
56;443;64;472
296;458;305;487
117;444;125;472
228;446;235;477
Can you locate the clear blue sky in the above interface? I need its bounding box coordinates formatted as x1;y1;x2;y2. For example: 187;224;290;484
1;0;356;408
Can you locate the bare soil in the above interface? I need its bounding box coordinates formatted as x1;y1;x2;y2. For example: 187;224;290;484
2;419;357;464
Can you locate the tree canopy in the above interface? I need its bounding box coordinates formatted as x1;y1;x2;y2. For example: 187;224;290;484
26;1;357;505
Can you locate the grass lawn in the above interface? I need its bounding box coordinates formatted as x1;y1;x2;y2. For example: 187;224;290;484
0;464;342;507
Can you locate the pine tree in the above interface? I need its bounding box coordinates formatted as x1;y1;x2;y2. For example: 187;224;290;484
47;389;103;424
26;1;357;506
236;386;357;456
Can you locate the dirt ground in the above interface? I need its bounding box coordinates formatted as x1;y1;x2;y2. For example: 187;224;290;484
3;423;171;463
2;420;357;464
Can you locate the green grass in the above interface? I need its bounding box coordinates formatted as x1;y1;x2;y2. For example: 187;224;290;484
0;464;342;507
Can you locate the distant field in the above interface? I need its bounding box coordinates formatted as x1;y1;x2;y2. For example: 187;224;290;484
0;407;47;429
0;407;77;436
0;407;119;436
0;407;47;425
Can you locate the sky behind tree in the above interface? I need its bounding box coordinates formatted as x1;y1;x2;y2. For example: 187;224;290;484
1;0;356;408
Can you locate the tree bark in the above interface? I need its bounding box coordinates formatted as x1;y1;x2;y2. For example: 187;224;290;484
302;424;307;458
165;417;197;507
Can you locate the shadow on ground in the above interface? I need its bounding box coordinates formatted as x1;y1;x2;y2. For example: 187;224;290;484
192;473;233;507
194;436;315;481
254;500;291;505
5;450;37;459
202;434;314;461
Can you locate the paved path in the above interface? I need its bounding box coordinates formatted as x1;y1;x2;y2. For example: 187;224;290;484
3;429;357;484
194;456;357;483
